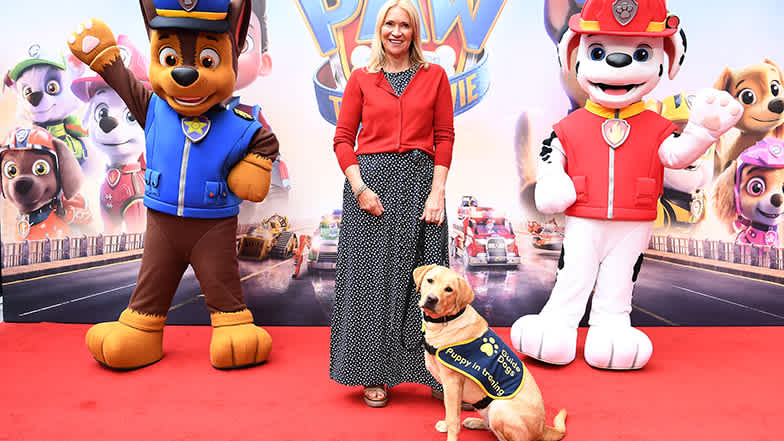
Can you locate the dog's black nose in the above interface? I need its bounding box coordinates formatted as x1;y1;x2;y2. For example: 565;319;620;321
171;67;199;87
606;53;633;68
99;116;119;134
772;193;783;208
768;99;784;115
423;295;439;310
14;177;33;195
26;91;43;107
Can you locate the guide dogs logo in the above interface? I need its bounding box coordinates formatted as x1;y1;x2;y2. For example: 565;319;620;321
296;0;507;124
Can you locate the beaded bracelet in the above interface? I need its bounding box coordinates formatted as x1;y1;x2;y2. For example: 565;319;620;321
353;183;368;198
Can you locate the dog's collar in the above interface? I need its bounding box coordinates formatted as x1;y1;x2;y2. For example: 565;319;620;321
585;100;647;120
736;216;778;232
20;198;58;227
423;307;466;324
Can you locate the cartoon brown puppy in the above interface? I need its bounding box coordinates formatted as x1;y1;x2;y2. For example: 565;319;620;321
1;125;86;240
714;59;784;173
67;0;279;370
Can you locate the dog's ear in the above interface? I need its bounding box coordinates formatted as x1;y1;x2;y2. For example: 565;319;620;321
557;28;580;76
711;160;739;229
3;71;14;91
138;0;157;39
764;58;782;78
713;67;734;92
52;138;84;199
544;0;582;45
663;27;687;80
413;264;438;291
228;0;252;54
454;276;475;311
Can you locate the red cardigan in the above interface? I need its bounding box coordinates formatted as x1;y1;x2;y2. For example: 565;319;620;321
333;63;455;171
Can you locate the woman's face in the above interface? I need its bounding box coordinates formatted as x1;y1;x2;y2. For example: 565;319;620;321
381;6;413;60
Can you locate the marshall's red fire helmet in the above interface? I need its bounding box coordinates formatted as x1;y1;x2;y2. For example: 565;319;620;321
569;0;680;37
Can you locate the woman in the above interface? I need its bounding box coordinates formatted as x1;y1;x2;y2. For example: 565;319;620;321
330;0;455;407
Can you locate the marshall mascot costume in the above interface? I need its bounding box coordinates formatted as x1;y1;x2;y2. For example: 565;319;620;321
511;0;743;370
66;0;279;370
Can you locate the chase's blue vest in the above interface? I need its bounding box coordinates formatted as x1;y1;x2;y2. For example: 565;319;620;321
143;94;261;218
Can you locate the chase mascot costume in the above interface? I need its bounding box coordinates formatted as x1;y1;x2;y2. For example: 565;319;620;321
67;0;279;370
511;0;743;370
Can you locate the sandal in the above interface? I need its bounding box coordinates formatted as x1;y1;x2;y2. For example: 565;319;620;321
431;387;475;411
363;385;389;408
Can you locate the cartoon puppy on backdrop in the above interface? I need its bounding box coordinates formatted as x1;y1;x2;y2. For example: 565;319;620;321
511;0;743;370
1;125;91;241
71;35;150;233
714;59;784;174
416;264;567;441
4;44;91;168
516;0;587;219
713;138;784;247
67;0;279;370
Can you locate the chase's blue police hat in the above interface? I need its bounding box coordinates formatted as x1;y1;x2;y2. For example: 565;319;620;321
150;0;230;33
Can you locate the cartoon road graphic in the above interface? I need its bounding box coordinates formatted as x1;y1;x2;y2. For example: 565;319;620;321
4;248;784;326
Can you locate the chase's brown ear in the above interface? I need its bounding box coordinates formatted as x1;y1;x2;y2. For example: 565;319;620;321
413;264;438;291
138;0;157;39
713;67;734;93
52;138;84;199
455;276;475;310
228;0;252;52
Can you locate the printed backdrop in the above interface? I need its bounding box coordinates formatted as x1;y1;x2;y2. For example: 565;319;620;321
1;1;783;327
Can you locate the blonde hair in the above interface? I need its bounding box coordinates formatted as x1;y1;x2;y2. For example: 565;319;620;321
366;0;429;73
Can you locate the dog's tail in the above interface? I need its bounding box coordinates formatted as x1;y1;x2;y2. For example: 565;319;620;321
540;408;567;441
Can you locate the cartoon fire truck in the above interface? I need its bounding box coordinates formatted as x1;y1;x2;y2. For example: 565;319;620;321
451;206;521;268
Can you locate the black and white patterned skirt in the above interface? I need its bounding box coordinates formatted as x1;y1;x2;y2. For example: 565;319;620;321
329;150;449;389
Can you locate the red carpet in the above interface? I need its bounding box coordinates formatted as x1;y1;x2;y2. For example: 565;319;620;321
0;324;781;441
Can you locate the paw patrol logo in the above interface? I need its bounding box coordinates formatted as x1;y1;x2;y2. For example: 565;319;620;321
15;128;30;147
178;0;198;11
296;0;507;125
612;0;638;26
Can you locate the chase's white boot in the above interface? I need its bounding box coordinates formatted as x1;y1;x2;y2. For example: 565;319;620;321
510;314;577;365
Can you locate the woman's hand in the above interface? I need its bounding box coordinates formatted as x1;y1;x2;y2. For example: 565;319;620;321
358;187;385;216
420;190;445;226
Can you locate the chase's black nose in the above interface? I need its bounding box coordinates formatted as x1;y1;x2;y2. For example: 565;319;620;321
768;99;784;114
606;53;633;68
171;67;199;87
423;295;439;310
27;91;43;107
99;116;119;134
14;177;33;195
772;193;783;208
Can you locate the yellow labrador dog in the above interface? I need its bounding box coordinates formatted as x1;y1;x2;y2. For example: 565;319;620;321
415;264;566;441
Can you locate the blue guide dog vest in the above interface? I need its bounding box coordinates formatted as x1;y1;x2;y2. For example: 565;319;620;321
435;328;526;400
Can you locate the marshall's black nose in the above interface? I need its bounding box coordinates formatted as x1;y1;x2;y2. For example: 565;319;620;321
26;91;43;107
768;99;784;114
772;193;783;208
423;295;439;310
171;67;199;87
606;53;633;68
14;177;33;195
99;116;119;134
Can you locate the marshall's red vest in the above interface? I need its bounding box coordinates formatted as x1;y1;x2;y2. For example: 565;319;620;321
553;101;677;221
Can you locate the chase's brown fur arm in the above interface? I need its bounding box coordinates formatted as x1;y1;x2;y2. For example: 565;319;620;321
99;59;153;128
247;126;279;160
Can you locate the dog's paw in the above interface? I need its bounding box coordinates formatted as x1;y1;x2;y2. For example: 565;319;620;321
67;19;119;73
462;417;488;431
688;88;743;139
435;420;447;433
535;172;576;214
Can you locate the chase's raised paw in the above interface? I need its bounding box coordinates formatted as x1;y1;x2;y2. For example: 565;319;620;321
67;18;119;73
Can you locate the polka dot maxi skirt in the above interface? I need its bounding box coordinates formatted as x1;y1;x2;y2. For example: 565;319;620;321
330;150;449;389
